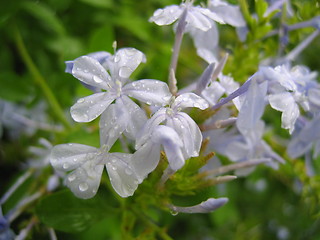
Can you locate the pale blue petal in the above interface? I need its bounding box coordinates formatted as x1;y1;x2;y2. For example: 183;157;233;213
149;5;182;25
50;143;98;172
50;143;104;199
120;96;148;139
171;197;228;214
201;82;225;106
237;80;267;136
135;108;167;148
209;1;246;27
70;92;115;122
188;8;213;31
106;48;146;80
172;93;209;111
106;153;140;197
169;112;202;158
269;92;299;133
197;7;225;25
72;56;112;90
123;79;172;106
99;102;127;148
132;141;161;181
151;125;184;170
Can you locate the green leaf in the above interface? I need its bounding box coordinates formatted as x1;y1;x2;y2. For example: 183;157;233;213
0;72;33;102
36;190;115;233
255;0;268;21
22;1;66;36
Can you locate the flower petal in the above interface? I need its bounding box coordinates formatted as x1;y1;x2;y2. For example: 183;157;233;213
152;125;185;171
106;153;140;197
50;143;97;172
209;1;246;27
268;92;299;133
120;96;148;139
236;80;267;136
71;92;115;122
172;93;209;111
149;5;182;25
135;108;167;148
72;56;112;90
99;102;127;148
132;141;161;181
188;8;213;31
50;143;103;199
123;79;172;106
170;112;203;158
107;48;146;80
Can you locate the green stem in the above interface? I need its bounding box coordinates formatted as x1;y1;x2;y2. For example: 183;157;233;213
14;26;71;129
131;207;173;240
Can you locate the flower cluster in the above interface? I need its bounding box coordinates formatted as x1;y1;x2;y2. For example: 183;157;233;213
49;0;320;214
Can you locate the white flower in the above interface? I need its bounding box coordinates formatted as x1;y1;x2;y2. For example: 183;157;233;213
259;64;319;133
132;93;209;179
70;48;172;147
50;143;140;199
149;1;225;32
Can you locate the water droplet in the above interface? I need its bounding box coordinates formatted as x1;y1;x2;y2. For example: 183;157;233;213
114;55;121;63
68;174;76;182
170;210;179;216
63;163;69;169
92;189;97;194
79;183;89;192
112;159;116;163
83;113;89;121
73;158;78;162
76;67;81;71
84;69;89;73
193;103;201;108
77;98;85;103
181;125;185;129
125;168;132;175
112;166;117;171
146;101;151;105
93;75;103;83
119;66;131;78
68;143;73;146
131;82;136;87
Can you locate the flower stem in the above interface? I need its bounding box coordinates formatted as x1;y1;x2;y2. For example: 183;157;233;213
168;9;187;95
14;26;71;129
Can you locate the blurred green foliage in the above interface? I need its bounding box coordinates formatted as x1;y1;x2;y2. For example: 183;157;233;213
1;0;320;239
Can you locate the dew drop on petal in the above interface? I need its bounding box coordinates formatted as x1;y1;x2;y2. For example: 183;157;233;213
76;67;81;71
84;69;89;73
68;174;76;182
93;75;103;83
125;168;132;175
77;98;85;103
114;55;121;63
79;182;89;192
63;163;69;169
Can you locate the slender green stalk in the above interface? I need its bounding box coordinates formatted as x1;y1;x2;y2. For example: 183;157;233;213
14;26;71;129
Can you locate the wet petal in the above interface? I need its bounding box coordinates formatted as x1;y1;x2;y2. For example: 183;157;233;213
135;108;167;148
152;125;185;171
106;153;140;197
173;112;203;158
72;56;112;90
50;143;104;199
120;96;148;139
132;141;161;181
172;93;209;111
99;102;127;148
123;79;172;106
50;143;98;172
201;82;225;106
197;7;225;25
107;48;146;80
149;5;182;25
70;92;115;122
